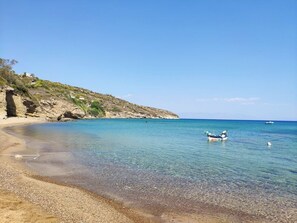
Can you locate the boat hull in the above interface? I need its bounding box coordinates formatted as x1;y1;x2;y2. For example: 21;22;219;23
208;136;228;141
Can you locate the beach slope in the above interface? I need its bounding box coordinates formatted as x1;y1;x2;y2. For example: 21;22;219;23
0;118;145;223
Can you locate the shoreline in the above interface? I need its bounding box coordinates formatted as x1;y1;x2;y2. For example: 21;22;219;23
0;117;151;223
0;117;269;223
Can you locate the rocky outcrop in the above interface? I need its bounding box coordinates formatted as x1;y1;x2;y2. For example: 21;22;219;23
0;89;6;119
12;95;27;117
0;87;40;119
58;109;85;121
23;99;38;114
40;99;85;120
5;87;16;117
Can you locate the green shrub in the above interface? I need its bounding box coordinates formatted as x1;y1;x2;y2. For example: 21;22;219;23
0;71;28;94
31;80;43;88
0;76;7;86
72;98;88;113
14;80;28;94
88;107;100;116
88;100;105;117
31;80;50;90
90;101;101;109
111;107;122;112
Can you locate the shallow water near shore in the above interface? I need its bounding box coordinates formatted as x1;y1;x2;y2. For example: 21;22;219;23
7;119;297;222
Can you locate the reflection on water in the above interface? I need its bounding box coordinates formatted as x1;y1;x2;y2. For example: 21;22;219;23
8;119;297;222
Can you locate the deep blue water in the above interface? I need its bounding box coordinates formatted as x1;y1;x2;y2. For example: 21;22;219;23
11;119;297;221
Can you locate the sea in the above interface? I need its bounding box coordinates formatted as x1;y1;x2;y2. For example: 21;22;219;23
7;119;297;222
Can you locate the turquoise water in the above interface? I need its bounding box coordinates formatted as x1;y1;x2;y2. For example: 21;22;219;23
10;119;297;222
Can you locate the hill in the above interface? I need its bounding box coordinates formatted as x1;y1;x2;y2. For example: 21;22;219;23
0;59;178;120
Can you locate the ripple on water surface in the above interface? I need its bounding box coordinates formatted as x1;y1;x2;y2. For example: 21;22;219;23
11;119;297;222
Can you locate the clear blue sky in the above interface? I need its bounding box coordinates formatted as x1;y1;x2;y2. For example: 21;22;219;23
1;0;296;120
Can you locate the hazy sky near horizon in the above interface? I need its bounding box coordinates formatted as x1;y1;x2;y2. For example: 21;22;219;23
1;0;296;120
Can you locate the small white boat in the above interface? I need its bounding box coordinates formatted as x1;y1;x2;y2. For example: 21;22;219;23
265;121;274;124
206;130;228;141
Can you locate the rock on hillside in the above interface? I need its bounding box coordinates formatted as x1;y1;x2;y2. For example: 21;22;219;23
0;71;179;121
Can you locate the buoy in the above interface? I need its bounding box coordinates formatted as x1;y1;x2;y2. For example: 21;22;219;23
267;142;272;147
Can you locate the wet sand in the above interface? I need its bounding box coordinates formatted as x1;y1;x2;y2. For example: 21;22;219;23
0;117;269;223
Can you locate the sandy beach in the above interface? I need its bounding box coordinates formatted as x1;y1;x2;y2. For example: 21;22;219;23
0;117;151;223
